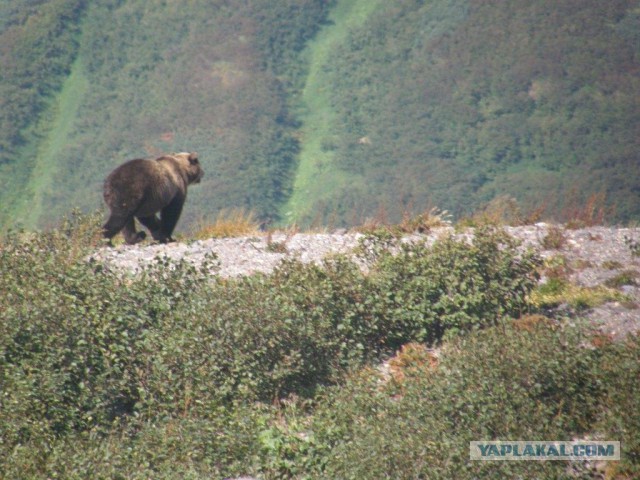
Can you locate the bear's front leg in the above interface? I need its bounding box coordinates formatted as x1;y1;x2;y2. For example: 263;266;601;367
159;194;185;242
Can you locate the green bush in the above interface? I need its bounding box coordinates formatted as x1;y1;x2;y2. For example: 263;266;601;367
365;227;541;344
0;215;212;430
290;321;639;479
596;335;640;478
0;218;579;478
4;405;267;480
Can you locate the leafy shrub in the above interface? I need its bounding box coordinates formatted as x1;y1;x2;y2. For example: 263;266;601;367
4;405;267;480
0;215;218;466
541;225;567;250
0;217;542;476
365;226;541;344
291;320;637;479
596;334;640;478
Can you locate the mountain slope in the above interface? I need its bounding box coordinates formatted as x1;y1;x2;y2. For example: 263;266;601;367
290;0;640;225
0;0;638;230
282;0;382;224
0;0;332;229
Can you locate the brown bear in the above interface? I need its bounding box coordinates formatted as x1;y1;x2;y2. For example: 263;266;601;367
103;152;204;244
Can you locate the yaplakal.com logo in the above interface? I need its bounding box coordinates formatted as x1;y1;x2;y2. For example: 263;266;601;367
470;441;620;461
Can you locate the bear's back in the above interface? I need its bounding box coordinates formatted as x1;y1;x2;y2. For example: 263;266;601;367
104;159;163;209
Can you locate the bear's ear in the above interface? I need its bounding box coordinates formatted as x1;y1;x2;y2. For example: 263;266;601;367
188;152;199;164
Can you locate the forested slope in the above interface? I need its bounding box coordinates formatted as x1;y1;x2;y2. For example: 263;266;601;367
0;0;331;229
1;0;638;230
289;0;640;225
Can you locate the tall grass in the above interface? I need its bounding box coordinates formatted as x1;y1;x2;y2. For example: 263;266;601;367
191;208;260;239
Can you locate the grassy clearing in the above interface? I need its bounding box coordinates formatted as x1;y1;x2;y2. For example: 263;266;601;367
530;277;628;310
282;0;383;225
17;56;89;228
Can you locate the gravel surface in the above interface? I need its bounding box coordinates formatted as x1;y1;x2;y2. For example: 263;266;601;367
92;231;369;277
91;224;640;339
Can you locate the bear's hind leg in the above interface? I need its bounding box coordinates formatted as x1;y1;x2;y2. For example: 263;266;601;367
122;217;146;244
137;215;165;242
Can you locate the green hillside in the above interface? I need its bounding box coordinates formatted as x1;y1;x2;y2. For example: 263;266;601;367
290;0;640;225
1;0;638;230
0;0;332;229
282;0;382;224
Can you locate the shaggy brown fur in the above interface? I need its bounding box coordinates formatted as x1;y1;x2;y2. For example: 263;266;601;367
103;152;204;244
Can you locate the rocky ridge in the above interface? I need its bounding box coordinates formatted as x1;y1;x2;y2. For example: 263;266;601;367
92;224;640;338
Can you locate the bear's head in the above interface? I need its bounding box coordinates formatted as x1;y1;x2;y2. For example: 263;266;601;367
172;152;204;184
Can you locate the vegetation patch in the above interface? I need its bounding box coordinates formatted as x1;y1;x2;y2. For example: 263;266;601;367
459;195;543;228
192;208;260;240
563;192;614;229
530;278;627;311
355;207;452;236
270;321;640;479
540;254;572;280
0;217;543;476
2;214;640;477
602;260;623;270
541;225;567;250
604;270;640;289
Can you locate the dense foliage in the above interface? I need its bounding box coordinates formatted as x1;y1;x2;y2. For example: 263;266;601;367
297;321;640;479
298;0;640;225
0;0;333;229
1;215;639;477
1;0;638;230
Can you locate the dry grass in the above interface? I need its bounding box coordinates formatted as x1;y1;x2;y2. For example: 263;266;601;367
563;191;614;229
265;225;299;253
388;342;439;385
541;225;567;250
398;207;452;233
459;195;545;227
192;208;260;239
356;207;451;235
513;314;555;332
